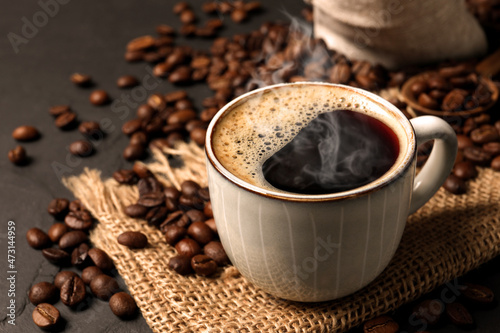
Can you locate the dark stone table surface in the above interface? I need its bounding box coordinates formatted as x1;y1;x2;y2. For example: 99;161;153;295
1;1;499;332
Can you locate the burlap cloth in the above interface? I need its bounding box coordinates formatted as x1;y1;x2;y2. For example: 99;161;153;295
63;142;500;332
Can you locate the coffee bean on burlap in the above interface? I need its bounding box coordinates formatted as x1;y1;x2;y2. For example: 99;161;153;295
175;238;202;258
203;241;230;266
191;254;217;276
113;169;138;185
117;231;148;249
163;225;187;245
443;174;467;194
124;204;149;218
453;161;478;180
187;221;214;245
168;255;193;275
29;282;59;305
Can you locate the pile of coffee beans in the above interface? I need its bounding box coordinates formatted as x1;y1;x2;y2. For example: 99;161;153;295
26;198;138;329
408;64;493;112
114;162;229;277
362;281;495;332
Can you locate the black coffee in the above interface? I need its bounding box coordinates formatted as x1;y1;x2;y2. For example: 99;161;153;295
262;110;399;194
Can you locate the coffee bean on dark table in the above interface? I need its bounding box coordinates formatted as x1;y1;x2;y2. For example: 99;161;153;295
117;75;139;88
204;241;229;266
363;315;399;333
71;243;90;267
175;238;202;258
459;283;495;304
109;292;137;319
187;221;214;245
47;198;70;219
132;162;153;179
191;254;217;276
483;142;500;156
168;255;193;275
65;210;93;230
54;271;78;289
49;105;71;117
26;228;51;249
32;303;60;329
47;223;68;243
69;199;86;212
117;231;148;249
60;275;86;307
122;118;143;136
81;266;103;285
130;131;148;146
78;121;102;137
446;302;474;328
163;225;187;245
470;125;500;144
59;230;88;250
88;247;114;271
124;203;149;218
29;282;59;305
70;72;92;86
90;274;120;300
89;89;110;105
113;169;138;185
55;111;77;129
123;143;146;161
8;145;28;165
456;134;474;150
42;248;70;265
12;125;40;141
412;299;444;326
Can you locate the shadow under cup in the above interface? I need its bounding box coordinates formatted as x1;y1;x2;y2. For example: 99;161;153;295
205;83;417;302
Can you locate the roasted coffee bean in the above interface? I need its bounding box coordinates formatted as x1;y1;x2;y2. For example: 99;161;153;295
130;131;148;146
168;255;193;275
179;194;204;209
127;35;155;51
231;8;248;23
8;145;27;165
60;275;86;307
166;132;184;148
124;204;149;218
492;156;500;171
363;315;399;333
29;282;58;305
65;210;93;230
125;50;144;62
446;302;473;328
71;243;90;267
169;66;192;84
42;248;70;265
89;90;110;105
90;274;120;301
185;209;206;223
443;174;467;194
483;142;500;156
78;121;102;138
160;210;184;229
463;146;492;165
204;202;213;219
113;169;138;185
191;254;217;276
164;186;181;200
175;238;202;258
181;180;201;196
442;89;467;111
26;228;51;249
412;299;444;326
427;75;449;90
81;266;103;285
163;225;187;245
438;64;471;78
49;105;71;117
453;161;478;180
55;111;77;129
138;176;163;196
59;230;88;250
470;125;499;144
132;162;153;179
117;231;148;249
69;199;86;212
117;75;139;88
429;89;446;101
122;118;143;136
12;125;40;141
456;135;474;150
88;248;114;271
204;241;229;266
165;90;188;104
166;197;179;211
173;1;190;14
137;192;165;207
148;93;167;110
146;206;169;227
47;223;68;243
109;292;137;318
32;303;60;329
204;218;217;234
459;283;495;304
123;144;146;161
136;104;155;120
54;271;78;289
190;127;207;145
329;63;351;84
188;221;214;245
70;72;92;86
410;80;427;97
202;1;218;14
418;93;439;110
156;24;175;36
180;9;196;24
69;140;94;157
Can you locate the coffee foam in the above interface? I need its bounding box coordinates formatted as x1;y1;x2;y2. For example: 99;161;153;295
212;84;408;193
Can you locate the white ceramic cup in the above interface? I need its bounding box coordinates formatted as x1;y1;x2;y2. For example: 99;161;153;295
205;83;457;302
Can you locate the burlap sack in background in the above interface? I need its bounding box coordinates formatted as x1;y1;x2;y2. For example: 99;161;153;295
312;0;488;69
64;142;500;332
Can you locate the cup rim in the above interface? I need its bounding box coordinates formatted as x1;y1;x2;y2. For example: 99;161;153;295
205;82;416;202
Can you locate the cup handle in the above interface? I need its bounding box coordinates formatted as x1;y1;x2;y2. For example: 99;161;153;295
409;116;458;214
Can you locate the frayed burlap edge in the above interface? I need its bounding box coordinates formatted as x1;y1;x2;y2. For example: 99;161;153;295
63;141;500;333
